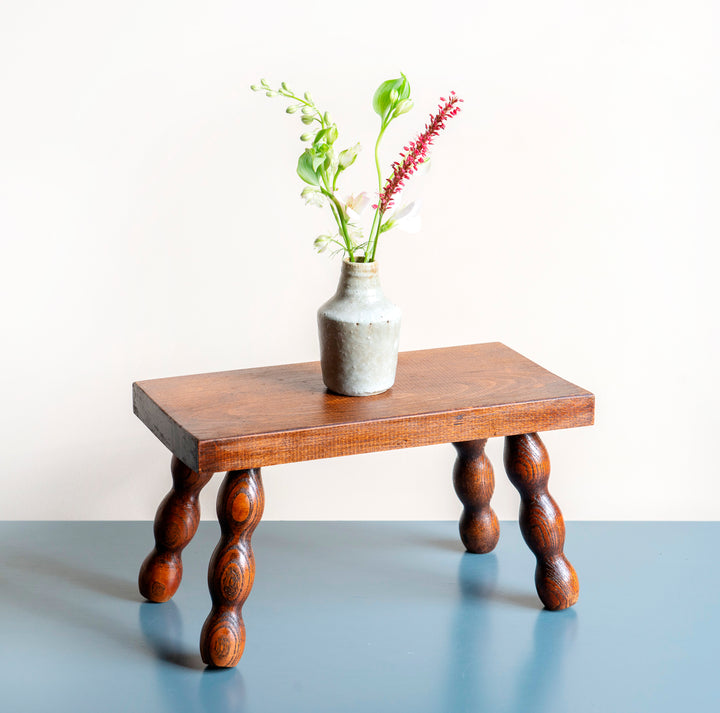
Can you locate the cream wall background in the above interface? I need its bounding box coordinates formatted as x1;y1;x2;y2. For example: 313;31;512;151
1;1;718;521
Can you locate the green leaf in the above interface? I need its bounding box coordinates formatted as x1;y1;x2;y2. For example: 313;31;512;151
373;73;411;120
297;150;320;185
397;72;411;101
373;79;396;118
311;147;326;171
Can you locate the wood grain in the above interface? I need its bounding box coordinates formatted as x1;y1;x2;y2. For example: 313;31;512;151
139;456;212;602
503;433;579;610
133;342;594;473
200;468;264;668
452;440;500;553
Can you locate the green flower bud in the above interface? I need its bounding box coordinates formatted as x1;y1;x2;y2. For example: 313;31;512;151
300;132;313;141
323;111;332;125
286;105;300;114
301;115;314;125
327;125;338;143
265;91;274;98
394;99;414;117
313;234;331;253
338;142;361;170
304;91;313;103
250;84;260;91
281;81;290;91
302;106;313;115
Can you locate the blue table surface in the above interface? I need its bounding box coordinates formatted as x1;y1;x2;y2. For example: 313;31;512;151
0;521;717;713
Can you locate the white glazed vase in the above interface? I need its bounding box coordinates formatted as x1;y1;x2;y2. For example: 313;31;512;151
317;258;401;396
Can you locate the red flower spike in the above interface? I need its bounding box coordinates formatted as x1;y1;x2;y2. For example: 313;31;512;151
376;91;462;213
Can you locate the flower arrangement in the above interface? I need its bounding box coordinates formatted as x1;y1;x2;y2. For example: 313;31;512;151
251;75;462;263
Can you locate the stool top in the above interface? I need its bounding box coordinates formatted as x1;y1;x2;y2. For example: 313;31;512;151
133;342;594;473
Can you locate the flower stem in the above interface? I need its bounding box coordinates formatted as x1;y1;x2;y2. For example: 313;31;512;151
323;188;354;261
368;208;385;262
366;120;390;262
374;125;386;197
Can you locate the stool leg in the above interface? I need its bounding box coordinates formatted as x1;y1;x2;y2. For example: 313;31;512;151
139;456;212;602
201;468;264;668
503;433;579;610
452;440;500;554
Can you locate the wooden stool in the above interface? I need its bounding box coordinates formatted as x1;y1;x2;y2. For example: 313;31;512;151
133;342;594;667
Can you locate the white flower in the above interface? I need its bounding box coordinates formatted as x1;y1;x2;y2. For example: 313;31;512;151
343;192;371;222
301;186;325;207
385;200;422;234
346;223;364;245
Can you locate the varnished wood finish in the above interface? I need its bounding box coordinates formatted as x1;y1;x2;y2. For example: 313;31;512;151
503;433;579;610
452;440;500;553
139;456;212;602
134;344;594;666
133;342;594;474
200;468;264;668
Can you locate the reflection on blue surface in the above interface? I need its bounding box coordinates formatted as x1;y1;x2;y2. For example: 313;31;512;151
0;522;718;712
139;601;246;712
446;553;578;713
448;554;500;712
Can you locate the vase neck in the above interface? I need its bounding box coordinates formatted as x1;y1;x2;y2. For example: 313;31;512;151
336;260;382;298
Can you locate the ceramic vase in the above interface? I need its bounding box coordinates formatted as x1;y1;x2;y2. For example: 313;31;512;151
317;258;401;396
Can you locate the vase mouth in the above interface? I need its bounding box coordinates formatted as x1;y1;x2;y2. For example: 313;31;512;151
342;256;378;273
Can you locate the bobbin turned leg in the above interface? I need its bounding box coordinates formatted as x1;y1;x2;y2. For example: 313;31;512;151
452;440;500;554
201;468;264;668
139;456;213;602
503;433;579;610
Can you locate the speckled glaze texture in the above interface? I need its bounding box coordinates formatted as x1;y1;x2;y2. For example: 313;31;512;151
317;259;401;396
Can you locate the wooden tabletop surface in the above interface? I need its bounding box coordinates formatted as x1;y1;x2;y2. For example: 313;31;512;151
133;342;594;473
